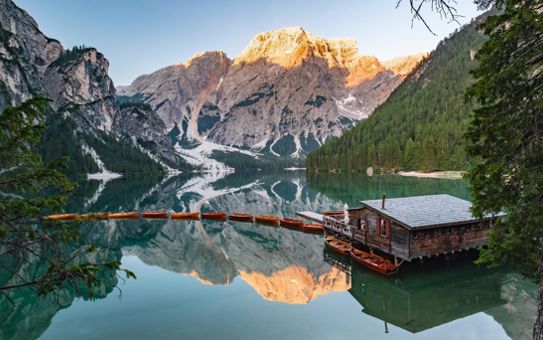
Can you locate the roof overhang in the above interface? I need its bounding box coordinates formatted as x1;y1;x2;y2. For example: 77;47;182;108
358;202;505;231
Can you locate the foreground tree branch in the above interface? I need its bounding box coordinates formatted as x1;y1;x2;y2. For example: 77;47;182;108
0;98;135;299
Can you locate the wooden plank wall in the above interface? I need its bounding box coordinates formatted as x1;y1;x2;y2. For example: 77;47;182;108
409;223;490;258
348;208;410;260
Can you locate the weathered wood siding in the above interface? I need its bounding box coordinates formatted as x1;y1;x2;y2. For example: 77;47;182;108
326;207;493;261
409;223;490;258
349;208;410;260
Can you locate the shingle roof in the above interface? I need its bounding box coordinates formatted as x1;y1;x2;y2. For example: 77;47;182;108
360;194;503;229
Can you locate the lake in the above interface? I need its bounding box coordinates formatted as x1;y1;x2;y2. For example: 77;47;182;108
0;171;537;340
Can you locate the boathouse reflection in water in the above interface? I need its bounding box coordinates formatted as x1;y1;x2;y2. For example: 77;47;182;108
324;248;510;333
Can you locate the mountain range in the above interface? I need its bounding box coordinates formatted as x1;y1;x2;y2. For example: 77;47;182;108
306;12;492;172
118;28;426;160
0;0;427;175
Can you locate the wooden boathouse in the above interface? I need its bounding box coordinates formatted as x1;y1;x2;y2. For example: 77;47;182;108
324;194;504;266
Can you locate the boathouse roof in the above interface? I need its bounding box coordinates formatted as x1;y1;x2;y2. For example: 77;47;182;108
360;194;503;229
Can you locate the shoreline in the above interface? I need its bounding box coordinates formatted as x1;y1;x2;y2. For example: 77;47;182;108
397;171;465;179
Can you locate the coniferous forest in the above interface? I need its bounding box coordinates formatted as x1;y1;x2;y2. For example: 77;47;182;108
306;13;490;173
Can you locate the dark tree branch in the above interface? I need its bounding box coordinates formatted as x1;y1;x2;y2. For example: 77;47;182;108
396;0;465;35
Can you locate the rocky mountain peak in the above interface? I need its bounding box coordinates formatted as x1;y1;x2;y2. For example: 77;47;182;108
115;26;428;163
0;0;63;108
234;27;360;70
383;52;429;76
44;47;117;131
183;50;230;68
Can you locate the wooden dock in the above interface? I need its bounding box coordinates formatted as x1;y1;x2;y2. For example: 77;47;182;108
296;211;325;223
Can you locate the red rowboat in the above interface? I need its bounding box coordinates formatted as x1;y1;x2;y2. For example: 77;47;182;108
43;213;77;221
280;218;304;229
108;212;139;219
350;248;398;276
171;212;200;220
201;212;227;220
254;215;279;226
303;223;324;234
229;213;254;222
141;211;168;219
324;235;351;255
322;210;344;216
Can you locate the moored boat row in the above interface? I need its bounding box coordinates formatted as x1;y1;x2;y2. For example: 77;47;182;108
324;235;398;276
42;211;324;234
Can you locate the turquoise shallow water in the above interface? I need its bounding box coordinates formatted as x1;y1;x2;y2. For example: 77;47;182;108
0;172;537;339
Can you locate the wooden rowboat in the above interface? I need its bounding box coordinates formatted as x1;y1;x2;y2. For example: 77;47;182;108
350;248;398;276
201;212;227;220
108;212;139;220
229;213;254;222
303;223;324;234
78;212;110;220
254;215;279;226
324;235;351;255
141;211;168;219
43;213;77;221
322;210;344;216
171;212;200;220
280;218;304;229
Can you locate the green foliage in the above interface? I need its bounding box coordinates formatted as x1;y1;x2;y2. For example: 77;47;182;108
0;98;133;296
40;110;99;178
306;14;488;172
83;132;163;175
52;45;94;65
116;95;151;111
466;2;543;280
39;109;163;177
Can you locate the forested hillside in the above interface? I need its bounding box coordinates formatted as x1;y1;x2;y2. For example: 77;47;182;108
306;13;490;172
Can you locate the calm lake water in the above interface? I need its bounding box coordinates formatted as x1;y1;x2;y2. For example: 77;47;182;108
0;171;537;340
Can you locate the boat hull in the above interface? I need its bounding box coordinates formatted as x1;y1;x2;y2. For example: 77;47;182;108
141;212;168;219
108;212;139;219
44;213;77;221
229;213;254;222
171;212;200;220
303;223;324;234
350;248;398;276
280;218;304;229
254;215;279;226
322;210;344;216
324;236;351;255
201;212;227;220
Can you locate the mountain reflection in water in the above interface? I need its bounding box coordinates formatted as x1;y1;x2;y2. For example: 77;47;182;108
0;171;537;340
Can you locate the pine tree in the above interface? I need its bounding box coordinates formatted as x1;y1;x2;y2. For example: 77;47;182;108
465;2;543;337
0;98;134;296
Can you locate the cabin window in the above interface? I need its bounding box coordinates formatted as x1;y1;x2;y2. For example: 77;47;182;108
377;216;390;239
379;218;390;238
380;219;386;237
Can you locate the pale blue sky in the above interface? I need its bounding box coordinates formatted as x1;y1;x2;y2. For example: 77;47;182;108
14;0;482;86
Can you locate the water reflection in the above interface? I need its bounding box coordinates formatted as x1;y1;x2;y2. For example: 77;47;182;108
0;171;537;339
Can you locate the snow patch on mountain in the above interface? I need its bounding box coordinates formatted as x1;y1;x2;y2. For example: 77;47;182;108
335;94;370;120
175;140;261;173
81;144;122;181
